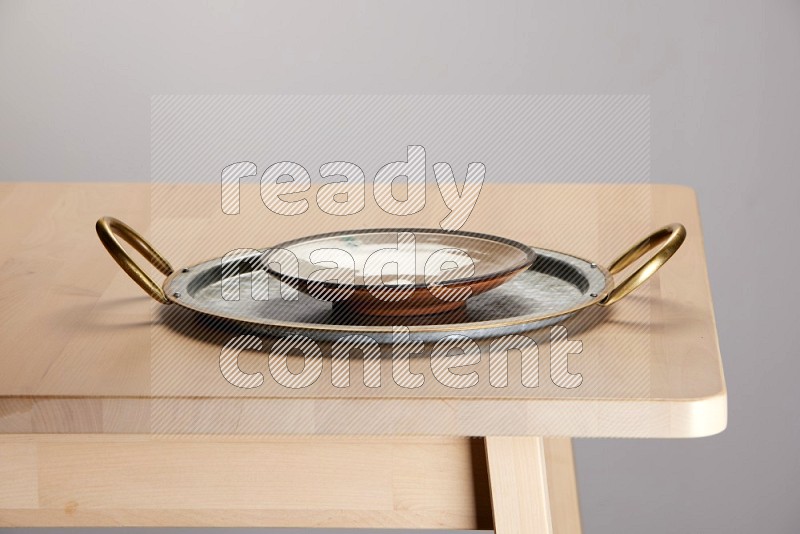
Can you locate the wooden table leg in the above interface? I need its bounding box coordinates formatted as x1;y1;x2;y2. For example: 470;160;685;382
485;437;582;534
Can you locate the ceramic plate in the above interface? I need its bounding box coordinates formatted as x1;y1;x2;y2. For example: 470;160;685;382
260;229;536;316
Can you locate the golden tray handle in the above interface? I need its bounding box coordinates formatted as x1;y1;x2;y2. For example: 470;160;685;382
598;223;687;307
96;217;174;304
96;216;685;308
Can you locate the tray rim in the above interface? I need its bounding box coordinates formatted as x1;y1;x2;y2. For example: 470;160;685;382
162;245;613;336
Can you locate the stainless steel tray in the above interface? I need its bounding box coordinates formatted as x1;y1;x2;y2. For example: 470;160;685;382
96;218;686;343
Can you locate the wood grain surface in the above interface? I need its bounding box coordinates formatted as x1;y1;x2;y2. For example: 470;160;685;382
0;433;589;531
0;183;726;437
0;434;492;528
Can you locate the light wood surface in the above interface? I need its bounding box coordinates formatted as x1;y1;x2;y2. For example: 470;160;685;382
484;437;581;534
486;436;553;533
0;434;492;528
543;438;583;534
0;182;725;530
0;182;726;437
0;433;590;530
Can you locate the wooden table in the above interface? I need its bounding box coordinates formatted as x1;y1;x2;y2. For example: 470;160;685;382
0;182;726;532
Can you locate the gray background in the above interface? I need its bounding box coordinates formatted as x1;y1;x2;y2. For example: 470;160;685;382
1;0;798;532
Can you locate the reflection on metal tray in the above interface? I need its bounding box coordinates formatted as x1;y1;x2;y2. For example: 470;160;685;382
166;247;610;342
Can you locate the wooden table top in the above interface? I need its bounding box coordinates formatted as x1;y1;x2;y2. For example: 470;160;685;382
0;182;726;437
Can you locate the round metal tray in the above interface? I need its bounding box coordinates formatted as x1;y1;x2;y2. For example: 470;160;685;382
96;218;686;342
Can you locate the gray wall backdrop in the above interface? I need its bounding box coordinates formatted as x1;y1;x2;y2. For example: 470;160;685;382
1;0;798;532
